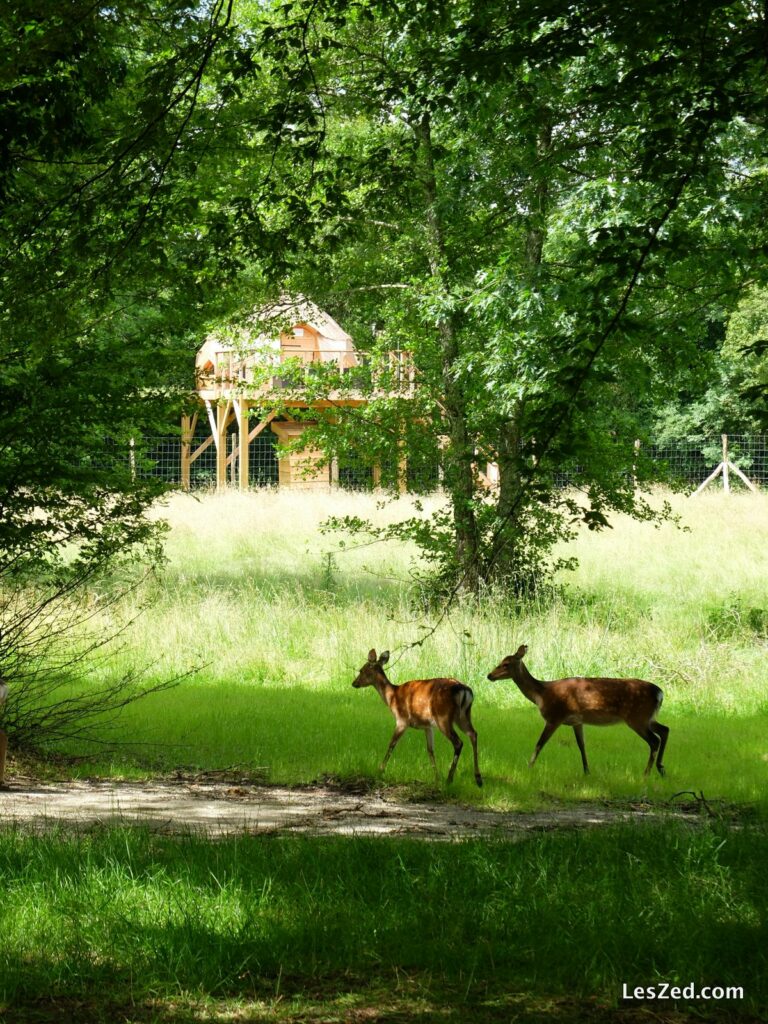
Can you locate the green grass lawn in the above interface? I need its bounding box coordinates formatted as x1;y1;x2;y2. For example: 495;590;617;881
1;824;765;1022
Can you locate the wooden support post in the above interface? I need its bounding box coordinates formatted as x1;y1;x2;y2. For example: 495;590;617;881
205;399;218;442
216;403;229;491
722;434;730;494
239;398;250;491
129;437;136;482
181;415;190;491
372;462;382;489
180;412;197;491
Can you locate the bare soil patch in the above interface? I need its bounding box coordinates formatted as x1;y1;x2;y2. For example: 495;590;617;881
0;777;716;837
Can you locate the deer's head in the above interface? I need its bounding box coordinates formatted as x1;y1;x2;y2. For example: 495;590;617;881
352;649;390;688
486;644;528;681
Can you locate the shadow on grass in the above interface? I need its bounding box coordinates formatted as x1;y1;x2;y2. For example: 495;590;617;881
1;827;766;1022
5;984;765;1024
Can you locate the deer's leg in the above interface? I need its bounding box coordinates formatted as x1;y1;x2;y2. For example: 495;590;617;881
643;730;660;777
458;708;482;787
573;724;589;775
651;722;669;776
630;723;660;776
380;723;407;772
529;721;559;767
424;726;439;778
438;724;463;784
0;729;7;787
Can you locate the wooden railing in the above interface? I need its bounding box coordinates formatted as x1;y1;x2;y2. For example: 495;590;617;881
196;349;415;399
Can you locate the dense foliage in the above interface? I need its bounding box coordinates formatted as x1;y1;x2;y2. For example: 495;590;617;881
0;1;247;739
3;0;768;604
230;0;768;596
1;1;231;579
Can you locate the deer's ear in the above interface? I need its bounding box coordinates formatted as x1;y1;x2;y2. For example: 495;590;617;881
379;650;390;665
368;649;378;663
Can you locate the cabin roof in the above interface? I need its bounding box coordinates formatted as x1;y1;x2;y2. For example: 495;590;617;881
196;295;353;370
258;295;352;345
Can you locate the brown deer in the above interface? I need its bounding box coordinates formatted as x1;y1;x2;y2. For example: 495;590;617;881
352;649;482;787
486;645;669;777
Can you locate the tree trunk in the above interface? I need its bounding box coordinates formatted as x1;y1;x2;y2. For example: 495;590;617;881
494;404;525;584
493;116;552;589
415;112;480;593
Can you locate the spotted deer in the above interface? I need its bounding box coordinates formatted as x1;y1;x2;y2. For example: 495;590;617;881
352;649;482;786
487;645;669;776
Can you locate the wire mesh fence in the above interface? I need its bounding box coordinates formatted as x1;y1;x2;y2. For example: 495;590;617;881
187;420;280;488
649;434;768;489
123;433;768;494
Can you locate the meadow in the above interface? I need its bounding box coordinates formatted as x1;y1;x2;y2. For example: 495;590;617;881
2;486;767;1022
77;487;767;810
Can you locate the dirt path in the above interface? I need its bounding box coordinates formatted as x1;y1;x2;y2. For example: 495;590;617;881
0;778;711;838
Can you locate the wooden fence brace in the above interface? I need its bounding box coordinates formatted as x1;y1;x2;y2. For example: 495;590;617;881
692;433;757;496
692;462;724;496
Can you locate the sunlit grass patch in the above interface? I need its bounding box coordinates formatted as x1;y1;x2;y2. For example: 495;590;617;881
0;826;765;1017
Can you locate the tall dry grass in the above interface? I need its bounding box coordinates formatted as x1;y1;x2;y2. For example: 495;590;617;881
137;487;768;708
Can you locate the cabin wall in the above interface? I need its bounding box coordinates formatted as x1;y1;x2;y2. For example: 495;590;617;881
270;421;330;488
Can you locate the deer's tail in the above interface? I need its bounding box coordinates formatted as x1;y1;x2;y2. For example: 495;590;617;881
650;684;664;720
453;684;474;715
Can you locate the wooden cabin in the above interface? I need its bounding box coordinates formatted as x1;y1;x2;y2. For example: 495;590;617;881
183;297;413;491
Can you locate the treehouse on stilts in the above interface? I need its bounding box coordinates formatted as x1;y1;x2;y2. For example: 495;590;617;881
182;297;414;491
